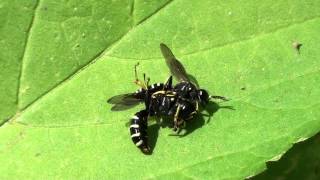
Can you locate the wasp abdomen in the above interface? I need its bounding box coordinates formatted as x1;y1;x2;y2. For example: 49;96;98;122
129;110;151;154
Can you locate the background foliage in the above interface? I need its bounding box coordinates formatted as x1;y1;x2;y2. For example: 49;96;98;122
252;132;320;180
0;0;319;179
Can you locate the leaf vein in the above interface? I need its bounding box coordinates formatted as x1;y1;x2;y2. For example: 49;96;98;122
107;16;320;61
17;0;41;107
135;0;174;25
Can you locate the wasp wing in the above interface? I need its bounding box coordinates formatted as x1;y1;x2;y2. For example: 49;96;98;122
107;93;141;104
107;93;143;111
160;43;190;82
111;104;139;111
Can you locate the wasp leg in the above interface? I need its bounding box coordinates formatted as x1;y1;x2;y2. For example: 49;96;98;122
173;104;181;131
129;110;151;155
196;101;199;111
134;63;148;89
175;119;186;135
155;116;164;126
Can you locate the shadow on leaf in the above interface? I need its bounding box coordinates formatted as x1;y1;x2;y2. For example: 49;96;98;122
147;123;161;153
174;101;234;137
147;101;234;153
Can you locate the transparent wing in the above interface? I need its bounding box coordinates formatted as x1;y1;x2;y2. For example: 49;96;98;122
160;43;190;82
111;104;139;111
107;93;141;104
107;93;143;111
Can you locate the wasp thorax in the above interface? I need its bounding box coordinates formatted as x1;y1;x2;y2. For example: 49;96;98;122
174;82;198;100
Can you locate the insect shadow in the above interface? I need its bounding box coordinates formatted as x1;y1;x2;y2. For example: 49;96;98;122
173;101;234;137
147;101;234;151
147;123;161;152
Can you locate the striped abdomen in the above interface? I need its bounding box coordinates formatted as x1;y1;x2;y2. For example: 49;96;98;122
129;110;151;154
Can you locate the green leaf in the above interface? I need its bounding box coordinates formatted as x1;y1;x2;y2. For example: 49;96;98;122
1;0;320;179
0;0;38;124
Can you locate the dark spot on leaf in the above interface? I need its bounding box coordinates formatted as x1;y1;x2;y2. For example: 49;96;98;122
292;41;302;54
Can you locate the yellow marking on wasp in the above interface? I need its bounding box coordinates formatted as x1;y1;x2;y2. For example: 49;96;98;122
151;90;175;98
134;79;147;90
152;90;166;95
174;104;181;127
135;140;143;146
134;63;149;90
131;133;141;138
130;124;139;128
196;102;199;111
190;111;197;115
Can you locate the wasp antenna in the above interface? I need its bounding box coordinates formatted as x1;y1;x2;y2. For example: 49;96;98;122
143;73;148;88
134;62;140;81
134;63;148;89
209;95;229;101
146;77;150;87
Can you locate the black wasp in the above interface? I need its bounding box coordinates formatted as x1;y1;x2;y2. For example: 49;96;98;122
107;43;227;154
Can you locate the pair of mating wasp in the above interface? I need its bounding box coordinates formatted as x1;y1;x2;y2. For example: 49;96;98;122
107;43;227;154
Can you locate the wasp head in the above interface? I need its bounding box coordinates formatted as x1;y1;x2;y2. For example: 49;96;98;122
197;89;209;106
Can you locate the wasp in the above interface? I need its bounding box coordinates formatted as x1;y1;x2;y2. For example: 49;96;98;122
107;43;227;154
160;43;228;130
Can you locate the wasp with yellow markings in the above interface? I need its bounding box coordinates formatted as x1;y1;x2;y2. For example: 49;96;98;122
107;43;227;154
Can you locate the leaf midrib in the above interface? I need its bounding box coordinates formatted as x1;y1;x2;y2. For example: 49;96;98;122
107;16;320;61
12;66;320;128
17;0;40;113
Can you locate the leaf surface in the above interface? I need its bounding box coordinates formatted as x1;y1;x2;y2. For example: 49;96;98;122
1;0;320;179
